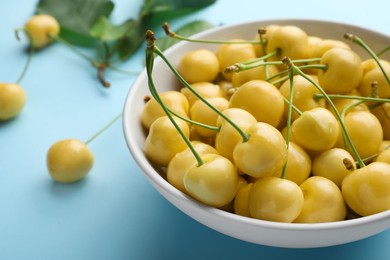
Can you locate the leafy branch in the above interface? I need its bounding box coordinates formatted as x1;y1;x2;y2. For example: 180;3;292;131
35;0;217;87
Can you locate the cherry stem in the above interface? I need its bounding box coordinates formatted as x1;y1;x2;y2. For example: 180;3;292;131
49;34;95;64
163;22;261;45
50;34;112;87
267;64;326;86
377;45;390;57
257;27;267;58
145;30;205;166
225;57;324;74
344;33;390;85
85;113;122;145
14;28;34;85
286;58;365;168
313;93;390;104
280;57;296;179
167;107;220;132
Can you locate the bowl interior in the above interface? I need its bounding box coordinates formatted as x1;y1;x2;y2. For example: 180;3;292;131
123;19;390;248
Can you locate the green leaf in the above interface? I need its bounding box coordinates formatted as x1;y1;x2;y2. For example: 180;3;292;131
36;0;114;46
117;21;145;61
156;20;215;51
141;0;217;17
140;0;217;25
90;17;136;42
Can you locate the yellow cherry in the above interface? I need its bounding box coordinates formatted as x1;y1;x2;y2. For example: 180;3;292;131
229;80;284;127
342;162;390;217
312;148;356;188
279;74;325;121
190;97;229;137
141;91;189;129
24;14;60;48
47;139;94;183
234;183;253;217
181;82;223;107
249;177;304;223
336;111;383;160
233;122;287;178
145;116;190;167
294;176;346;223
178;49;220;84
167;141;218;194
215;108;257;162
291;107;339;152
184;154;238;207
216;39;257;80
0;83;26;120
273;142;312;185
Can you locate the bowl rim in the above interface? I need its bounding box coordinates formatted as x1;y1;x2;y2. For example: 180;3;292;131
123;18;390;235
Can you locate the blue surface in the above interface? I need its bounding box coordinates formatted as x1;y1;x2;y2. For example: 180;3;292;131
2;0;390;259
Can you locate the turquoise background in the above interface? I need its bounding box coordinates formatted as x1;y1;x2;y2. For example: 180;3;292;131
2;0;390;259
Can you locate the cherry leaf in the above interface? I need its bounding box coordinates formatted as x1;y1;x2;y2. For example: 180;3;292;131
36;0;114;46
90;17;136;42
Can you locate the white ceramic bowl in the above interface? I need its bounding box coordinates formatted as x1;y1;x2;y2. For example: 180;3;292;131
123;19;390;248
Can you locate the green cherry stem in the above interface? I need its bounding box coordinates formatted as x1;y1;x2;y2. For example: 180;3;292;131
377;45;390;57
344;33;390;85
313;93;390;104
150;37;250;143
85;113;122;145
49;34;111;87
257;27;267;58
280;57;296;179
49;34;96;64
145;30;205;166
288;58;365;168
14;28;34;85
163;22;261;45
167;108;220;132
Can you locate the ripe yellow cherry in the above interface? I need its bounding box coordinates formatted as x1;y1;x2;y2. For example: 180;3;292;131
273;142;311;185
291;107;339;152
167;141;218;194
178;49;220;84
358;59;390;99
234;183;253;217
252;24;280;57
308;39;351;59
371;103;390;140
342;162;390;216
249;177;304;223
231;64;280;88
145;116;190;167
233;122;287;178
24;14;60;48
141;91;189;129
184;153;238;207
215;108;257;162
190;97;229;137
47;139;94;183
312;148;356;188
294;176;346;223
216;39;257;80
375;149;390;164
318;47;363;94
336;111;383;160
279;74;325;121
181;82;223;107
229;80;284;127
0;83;26;120
266;25;309;63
